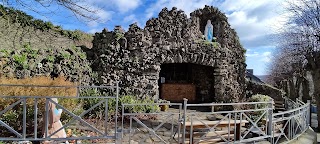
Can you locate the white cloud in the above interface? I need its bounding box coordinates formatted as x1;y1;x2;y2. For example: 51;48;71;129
124;14;137;23
83;0;141;13
88;28;102;34
261;51;271;62
86;9;113;27
75;2;113;28
220;0;285;48
262;57;271;62
246;52;259;57
96;9;113;22
145;0;215;19
262;51;271;56
246;51;272;62
110;0;141;13
88;21;99;28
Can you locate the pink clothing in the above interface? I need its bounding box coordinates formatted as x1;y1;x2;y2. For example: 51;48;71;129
42;98;67;142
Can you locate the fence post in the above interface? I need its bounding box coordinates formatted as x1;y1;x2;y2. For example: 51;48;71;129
76;86;79;97
23;98;26;139
267;98;273;143
307;100;311;127
115;81;120;140
182;98;188;144
45;98;49;139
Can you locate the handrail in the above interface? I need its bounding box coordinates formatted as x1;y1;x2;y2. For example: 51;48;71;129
272;97;310;144
273;103;308;117
0;84;114;88
0;83;120;142
0;88;311;144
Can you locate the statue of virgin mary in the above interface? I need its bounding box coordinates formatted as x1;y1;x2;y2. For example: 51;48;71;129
204;20;214;42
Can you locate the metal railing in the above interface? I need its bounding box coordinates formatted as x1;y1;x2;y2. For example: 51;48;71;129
0;83;120;143
121;98;310;144
121;103;183;144
284;97;299;110
182;99;273;144
272;99;310;144
0;83;311;144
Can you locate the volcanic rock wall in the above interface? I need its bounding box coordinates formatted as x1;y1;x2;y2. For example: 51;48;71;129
90;6;246;102
246;79;285;102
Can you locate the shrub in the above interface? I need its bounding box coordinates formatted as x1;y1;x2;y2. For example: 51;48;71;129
13;53;28;69
118;95;159;114
79;53;86;59
61;52;71;59
80;89;160;121
80;88;105;119
0;49;12;57
249;94;272;109
248;94;273;125
46;55;55;63
0;76;82;136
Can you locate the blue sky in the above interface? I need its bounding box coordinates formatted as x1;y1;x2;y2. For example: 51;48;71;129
3;0;288;75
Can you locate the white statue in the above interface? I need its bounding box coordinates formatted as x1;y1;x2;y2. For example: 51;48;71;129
204;20;214;42
42;98;69;144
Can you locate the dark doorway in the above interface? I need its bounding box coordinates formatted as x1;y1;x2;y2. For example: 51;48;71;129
158;63;215;103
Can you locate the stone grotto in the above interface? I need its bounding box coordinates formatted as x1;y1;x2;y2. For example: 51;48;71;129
89;5;246;103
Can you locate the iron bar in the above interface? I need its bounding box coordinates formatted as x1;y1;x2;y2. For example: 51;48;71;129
182;98;187;144
105;98;109;136
234;112;237;144
45;98;49;139
0;84;114;89
34;98;38;139
267;98;273;143
0;96;116;99
0;120;22;137
177;104;182;144
121;104;124;138
186;101;270;106
129;116;132;144
23;98;27;139
0;99;23;116
115;82;119;139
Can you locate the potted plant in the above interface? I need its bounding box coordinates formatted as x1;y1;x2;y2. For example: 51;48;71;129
158;99;170;111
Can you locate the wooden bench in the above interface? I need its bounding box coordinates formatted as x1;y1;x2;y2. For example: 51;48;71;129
182;120;249;143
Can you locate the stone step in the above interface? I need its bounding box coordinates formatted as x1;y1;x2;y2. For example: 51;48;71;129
274;103;284;108
274;108;286;111
274;100;284;104
185;130;233;138
197;133;235;144
182;132;235;144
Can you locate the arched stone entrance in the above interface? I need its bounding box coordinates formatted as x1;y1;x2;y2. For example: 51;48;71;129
159;63;215;103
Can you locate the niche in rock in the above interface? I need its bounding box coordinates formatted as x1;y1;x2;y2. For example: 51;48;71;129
158;63;215;103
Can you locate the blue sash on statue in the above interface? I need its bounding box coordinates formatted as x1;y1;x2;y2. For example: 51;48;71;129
207;27;213;41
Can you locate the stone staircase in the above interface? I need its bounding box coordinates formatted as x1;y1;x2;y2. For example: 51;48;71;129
274;100;286;113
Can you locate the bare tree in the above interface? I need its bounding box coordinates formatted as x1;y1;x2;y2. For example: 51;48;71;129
266;33;305;86
269;0;320;130
1;0;99;22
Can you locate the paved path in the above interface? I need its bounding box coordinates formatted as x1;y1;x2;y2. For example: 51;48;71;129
310;113;320;143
